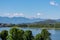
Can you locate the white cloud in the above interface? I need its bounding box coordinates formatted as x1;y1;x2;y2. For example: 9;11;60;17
36;13;42;18
26;13;42;19
0;13;24;18
31;13;42;18
50;1;58;6
37;13;41;16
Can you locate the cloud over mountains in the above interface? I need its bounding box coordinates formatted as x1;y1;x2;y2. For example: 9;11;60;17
0;13;42;19
0;13;24;18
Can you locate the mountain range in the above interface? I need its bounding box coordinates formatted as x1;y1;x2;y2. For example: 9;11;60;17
0;17;60;24
0;17;45;24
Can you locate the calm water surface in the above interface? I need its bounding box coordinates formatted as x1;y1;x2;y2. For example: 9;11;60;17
0;27;60;40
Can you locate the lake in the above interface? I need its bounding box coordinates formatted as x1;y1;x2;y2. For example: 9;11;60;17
0;27;60;40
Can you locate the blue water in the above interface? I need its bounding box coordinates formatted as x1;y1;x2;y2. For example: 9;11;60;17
0;27;60;40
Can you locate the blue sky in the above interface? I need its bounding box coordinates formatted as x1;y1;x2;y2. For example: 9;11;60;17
0;0;60;19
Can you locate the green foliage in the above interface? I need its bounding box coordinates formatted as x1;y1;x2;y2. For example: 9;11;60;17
41;29;51;40
0;28;51;40
7;35;13;40
23;30;34;40
9;28;24;40
0;30;8;40
35;29;51;40
35;34;43;40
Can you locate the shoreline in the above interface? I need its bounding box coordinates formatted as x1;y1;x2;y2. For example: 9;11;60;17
0;27;60;30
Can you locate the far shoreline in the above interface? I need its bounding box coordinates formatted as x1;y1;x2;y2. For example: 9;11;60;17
0;27;60;30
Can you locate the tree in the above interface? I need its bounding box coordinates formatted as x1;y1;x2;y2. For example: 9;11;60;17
8;28;24;40
7;35;13;40
23;30;34;40
35;33;43;40
0;30;8;40
41;29;51;40
17;29;24;40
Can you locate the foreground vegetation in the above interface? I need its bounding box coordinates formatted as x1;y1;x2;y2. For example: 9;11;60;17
0;28;51;40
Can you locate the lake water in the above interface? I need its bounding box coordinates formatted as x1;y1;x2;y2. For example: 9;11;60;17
0;27;60;40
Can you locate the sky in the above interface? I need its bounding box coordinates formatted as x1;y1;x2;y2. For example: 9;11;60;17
0;0;60;19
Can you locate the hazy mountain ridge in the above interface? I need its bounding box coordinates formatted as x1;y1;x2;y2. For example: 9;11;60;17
0;17;44;24
34;19;58;24
0;17;60;24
